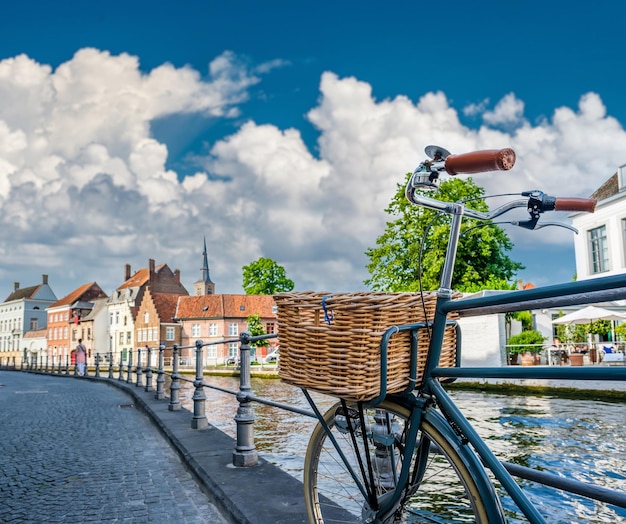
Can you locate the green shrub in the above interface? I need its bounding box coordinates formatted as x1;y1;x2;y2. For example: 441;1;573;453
507;330;546;354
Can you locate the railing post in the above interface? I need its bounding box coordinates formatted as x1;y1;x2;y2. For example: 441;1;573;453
95;354;100;377
191;340;208;430
45;355;49;373
57;356;61;374
84;353;89;377
126;348;133;384
168;345;181;411
145;346;154;392
108;351;114;379
233;332;258;467
135;347;143;387
155;342;165;400
118;351;124;380
65;355;69;375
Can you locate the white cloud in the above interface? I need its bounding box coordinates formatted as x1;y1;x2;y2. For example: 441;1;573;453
1;49;626;298
482;93;525;127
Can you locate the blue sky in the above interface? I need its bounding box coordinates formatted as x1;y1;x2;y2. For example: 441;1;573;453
1;0;625;297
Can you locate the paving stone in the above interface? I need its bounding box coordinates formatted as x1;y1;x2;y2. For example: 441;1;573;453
0;371;227;524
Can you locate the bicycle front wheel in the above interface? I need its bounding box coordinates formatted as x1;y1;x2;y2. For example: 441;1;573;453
303;399;503;523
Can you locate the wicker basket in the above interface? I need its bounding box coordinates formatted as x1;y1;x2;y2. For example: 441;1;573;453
274;291;459;402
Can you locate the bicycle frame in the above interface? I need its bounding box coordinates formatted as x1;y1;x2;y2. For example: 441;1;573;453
416;197;626;523
303;172;626;523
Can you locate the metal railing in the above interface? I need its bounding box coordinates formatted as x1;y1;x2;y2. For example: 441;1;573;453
3;332;626;512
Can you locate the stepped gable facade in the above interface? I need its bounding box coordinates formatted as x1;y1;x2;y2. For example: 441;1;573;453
134;288;183;361
108;259;188;361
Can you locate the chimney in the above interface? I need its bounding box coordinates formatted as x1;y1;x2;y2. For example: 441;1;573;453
149;258;156;274
174;269;181;282
42;274;48;285
125;264;131;281
13;282;19;291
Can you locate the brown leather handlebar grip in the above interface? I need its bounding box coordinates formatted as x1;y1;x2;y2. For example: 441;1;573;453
555;198;597;213
444;148;516;175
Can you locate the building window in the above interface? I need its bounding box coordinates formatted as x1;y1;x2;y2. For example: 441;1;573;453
266;322;275;334
126;332;131;344
209;323;218;336
192;324;201;337
228;342;238;359
206;344;217;359
119;332;124;344
166;327;175;341
30;318;38;330
588;225;609;274
229;323;238;336
144;312;149;323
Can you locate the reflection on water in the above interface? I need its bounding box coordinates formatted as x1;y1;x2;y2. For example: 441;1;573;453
174;376;626;524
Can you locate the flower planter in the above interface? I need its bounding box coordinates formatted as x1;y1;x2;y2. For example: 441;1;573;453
521;353;536;366
569;353;584;366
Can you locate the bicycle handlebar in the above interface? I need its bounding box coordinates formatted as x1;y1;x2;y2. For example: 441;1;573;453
554;198;597;213
445;148;516;175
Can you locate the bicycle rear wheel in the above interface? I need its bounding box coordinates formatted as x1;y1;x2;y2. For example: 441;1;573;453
303;399;504;523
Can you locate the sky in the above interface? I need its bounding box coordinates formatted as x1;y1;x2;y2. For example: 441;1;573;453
1;0;626;300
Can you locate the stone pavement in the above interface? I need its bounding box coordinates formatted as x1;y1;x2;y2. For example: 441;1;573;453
0;371;228;524
0;369;312;524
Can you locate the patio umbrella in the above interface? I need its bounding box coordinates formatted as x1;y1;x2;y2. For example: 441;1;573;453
551;306;626;324
552;305;626;347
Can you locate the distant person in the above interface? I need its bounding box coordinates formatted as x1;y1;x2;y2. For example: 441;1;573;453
75;339;87;376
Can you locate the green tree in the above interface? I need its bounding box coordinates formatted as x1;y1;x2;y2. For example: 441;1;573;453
242;257;295;295
246;314;267;352
365;175;524;292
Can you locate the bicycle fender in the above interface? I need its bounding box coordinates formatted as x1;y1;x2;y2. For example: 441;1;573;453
423;408;506;523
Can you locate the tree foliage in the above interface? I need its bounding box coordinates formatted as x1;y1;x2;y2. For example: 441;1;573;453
246;314;267;348
365;175;524;292
242;257;295;295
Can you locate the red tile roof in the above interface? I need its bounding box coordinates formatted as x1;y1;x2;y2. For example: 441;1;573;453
152;293;180;323
118;268;150;289
49;282;107;308
175;295;276;320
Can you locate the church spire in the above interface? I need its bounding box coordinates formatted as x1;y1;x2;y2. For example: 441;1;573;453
194;237;215;295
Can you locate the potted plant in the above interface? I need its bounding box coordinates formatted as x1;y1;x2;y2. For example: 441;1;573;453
507;330;546;366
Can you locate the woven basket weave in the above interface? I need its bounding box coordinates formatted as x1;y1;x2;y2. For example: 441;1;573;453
274;291;459;402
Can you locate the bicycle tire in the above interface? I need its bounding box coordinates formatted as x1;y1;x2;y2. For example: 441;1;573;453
303;399;505;523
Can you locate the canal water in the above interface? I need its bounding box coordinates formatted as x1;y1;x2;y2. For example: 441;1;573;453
176;376;626;524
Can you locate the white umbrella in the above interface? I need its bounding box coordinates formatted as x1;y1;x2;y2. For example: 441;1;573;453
552;306;626;354
552;306;626;324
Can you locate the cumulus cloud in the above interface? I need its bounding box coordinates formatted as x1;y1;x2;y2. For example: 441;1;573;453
1;49;625;297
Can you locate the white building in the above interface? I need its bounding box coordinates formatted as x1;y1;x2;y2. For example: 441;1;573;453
573;164;626;280
0;275;57;366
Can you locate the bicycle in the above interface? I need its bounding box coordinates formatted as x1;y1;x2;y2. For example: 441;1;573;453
275;146;626;523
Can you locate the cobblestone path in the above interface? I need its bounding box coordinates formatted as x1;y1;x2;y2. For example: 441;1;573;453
0;371;227;523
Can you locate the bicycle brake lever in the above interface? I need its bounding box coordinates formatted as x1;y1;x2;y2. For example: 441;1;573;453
533;222;579;234
509;220;578;234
